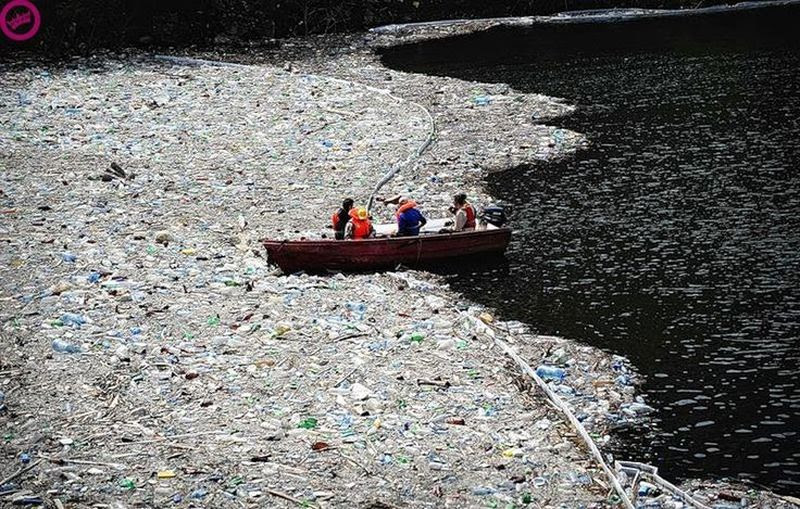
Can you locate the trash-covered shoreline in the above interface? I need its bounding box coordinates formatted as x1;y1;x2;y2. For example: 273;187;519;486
1;31;797;509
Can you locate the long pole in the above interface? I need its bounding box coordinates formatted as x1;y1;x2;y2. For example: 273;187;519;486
366;100;435;213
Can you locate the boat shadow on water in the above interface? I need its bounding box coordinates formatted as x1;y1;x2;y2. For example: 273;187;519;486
309;252;512;276
424;252;511;277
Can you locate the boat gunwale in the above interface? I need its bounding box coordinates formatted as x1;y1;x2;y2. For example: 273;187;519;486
261;227;512;248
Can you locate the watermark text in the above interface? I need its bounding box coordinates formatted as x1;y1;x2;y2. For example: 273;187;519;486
1;0;40;42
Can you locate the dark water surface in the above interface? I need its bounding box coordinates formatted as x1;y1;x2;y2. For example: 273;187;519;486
382;4;800;493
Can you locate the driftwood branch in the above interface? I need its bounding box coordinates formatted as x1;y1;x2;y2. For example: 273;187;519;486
0;459;43;485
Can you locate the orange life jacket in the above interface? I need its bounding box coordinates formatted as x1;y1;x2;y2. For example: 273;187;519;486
348;209;372;239
464;202;476;228
395;200;418;217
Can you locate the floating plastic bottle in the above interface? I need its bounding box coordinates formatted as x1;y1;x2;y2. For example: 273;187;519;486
59;313;86;328
52;339;81;354
297;417;318;430
535;365;566;381
189;489;207;499
638;481;657;496
345;302;366;320
119;478;136;490
471;486;495;496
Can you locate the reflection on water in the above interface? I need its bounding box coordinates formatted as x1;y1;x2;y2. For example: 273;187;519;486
382;4;800;492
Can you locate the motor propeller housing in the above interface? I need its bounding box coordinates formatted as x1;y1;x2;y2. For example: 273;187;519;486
480;204;512;227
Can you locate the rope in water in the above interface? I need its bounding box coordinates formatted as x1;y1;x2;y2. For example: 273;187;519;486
467;314;713;509
469;315;634;509
617;461;711;509
153;55;436;215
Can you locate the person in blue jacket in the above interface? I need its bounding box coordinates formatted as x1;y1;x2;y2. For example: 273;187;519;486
395;197;427;236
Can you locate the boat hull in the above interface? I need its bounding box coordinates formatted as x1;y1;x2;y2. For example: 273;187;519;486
262;228;511;273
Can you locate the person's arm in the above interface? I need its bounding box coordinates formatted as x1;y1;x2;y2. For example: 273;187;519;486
419;212;427;228
344;221;354;239
396;213;407;235
454;209;466;231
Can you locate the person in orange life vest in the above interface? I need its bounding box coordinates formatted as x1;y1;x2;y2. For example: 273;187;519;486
395;197;427;236
448;193;476;231
331;198;354;240
345;207;375;239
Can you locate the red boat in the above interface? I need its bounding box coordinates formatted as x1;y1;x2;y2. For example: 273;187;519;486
262;220;511;273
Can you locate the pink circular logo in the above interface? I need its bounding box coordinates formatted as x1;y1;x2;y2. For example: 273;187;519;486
1;0;40;42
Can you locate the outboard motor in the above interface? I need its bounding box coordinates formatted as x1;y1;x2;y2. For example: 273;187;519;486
480;203;512;227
